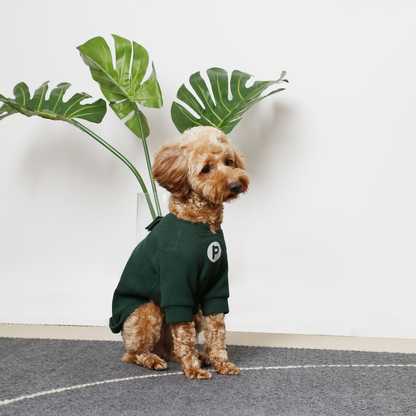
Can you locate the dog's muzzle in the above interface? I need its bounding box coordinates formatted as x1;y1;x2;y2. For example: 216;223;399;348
228;182;242;194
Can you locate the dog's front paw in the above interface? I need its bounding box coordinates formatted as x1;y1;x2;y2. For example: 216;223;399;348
151;357;169;371
215;361;240;375
184;368;212;380
123;352;168;371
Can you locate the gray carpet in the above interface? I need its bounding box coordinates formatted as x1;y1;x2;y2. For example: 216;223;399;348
1;338;415;415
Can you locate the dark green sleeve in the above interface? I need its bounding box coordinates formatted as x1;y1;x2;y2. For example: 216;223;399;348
156;249;199;324
199;261;230;317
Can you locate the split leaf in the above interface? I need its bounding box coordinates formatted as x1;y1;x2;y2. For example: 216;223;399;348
0;82;106;124
171;68;288;134
77;35;163;139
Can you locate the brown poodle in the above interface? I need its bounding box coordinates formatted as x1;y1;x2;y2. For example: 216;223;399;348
110;126;249;379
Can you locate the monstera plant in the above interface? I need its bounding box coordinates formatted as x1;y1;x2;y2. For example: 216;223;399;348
0;34;288;219
171;67;287;134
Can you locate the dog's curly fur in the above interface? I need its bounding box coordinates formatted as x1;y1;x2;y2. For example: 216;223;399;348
121;126;249;379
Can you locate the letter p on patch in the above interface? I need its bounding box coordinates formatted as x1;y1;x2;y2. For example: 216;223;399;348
207;242;222;263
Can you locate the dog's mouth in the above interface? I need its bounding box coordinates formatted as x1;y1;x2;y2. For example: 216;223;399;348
225;194;239;202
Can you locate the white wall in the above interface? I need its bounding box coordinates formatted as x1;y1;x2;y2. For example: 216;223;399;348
1;0;415;338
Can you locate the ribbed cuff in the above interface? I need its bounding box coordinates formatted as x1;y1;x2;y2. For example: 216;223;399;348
164;306;194;324
200;298;229;317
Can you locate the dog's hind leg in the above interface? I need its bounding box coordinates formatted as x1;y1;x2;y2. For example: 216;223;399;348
121;302;168;370
203;313;240;375
171;321;212;379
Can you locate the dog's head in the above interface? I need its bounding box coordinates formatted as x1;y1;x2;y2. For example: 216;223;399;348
152;126;249;204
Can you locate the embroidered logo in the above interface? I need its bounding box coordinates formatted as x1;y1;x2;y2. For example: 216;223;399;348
207;242;222;263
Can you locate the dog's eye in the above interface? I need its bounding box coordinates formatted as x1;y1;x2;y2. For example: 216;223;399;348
201;166;211;174
225;159;234;166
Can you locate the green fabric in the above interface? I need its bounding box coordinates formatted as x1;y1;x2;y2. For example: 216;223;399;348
109;213;230;333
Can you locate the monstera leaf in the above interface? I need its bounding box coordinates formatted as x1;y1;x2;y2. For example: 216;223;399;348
77;35;163;139
0;82;106;123
171;68;288;134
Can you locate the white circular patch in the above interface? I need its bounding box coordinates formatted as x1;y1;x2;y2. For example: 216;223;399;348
207;242;222;263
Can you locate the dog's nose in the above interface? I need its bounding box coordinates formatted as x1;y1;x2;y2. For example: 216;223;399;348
229;182;242;194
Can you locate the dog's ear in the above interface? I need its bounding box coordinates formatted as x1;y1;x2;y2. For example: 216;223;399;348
233;147;247;170
152;141;190;197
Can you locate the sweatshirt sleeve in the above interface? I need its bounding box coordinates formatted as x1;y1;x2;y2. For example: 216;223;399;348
199;260;230;317
156;249;199;324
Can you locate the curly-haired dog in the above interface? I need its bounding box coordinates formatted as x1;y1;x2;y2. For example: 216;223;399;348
109;126;249;379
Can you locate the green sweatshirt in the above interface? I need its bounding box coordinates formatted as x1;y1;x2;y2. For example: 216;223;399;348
109;213;230;333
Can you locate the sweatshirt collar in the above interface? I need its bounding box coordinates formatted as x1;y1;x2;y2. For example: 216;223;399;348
165;213;222;233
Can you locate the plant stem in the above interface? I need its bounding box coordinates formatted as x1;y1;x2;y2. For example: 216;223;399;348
132;103;162;217
72;119;157;220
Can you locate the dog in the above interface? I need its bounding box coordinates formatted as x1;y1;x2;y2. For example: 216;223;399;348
109;126;249;379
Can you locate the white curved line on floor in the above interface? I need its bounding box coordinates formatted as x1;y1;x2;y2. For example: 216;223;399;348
1;364;415;406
